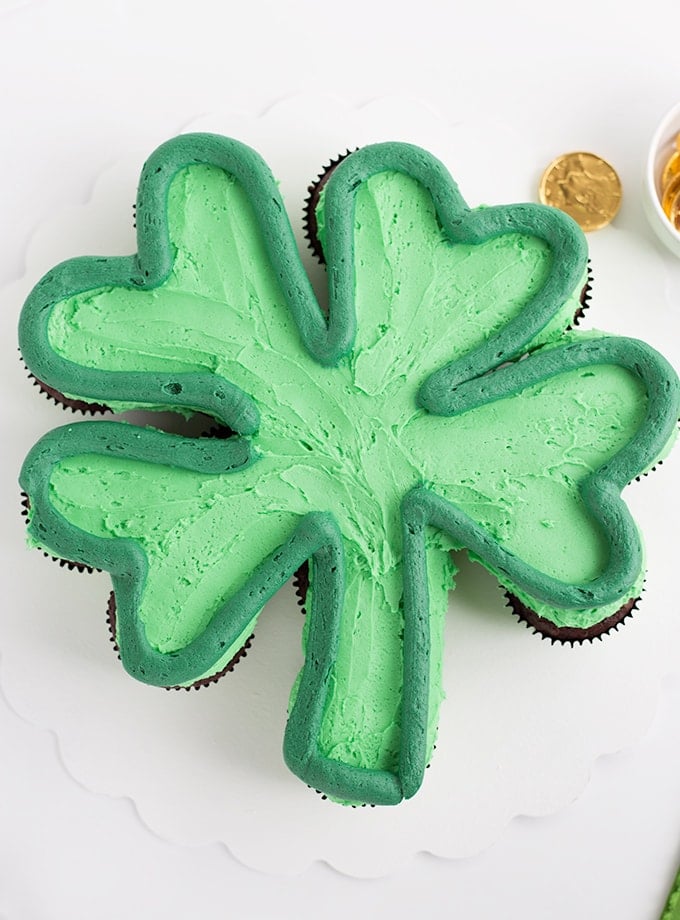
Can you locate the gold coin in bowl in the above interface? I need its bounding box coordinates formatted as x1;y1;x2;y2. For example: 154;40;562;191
538;152;622;231
669;189;680;231
661;150;680;191
661;172;680;220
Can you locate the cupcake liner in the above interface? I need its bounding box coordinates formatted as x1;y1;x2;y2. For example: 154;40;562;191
21;354;111;416
105;590;255;691
20;490;98;574
569;257;594;329
634;458;665;483
502;589;639;645
302;149;358;264
292;560;309;614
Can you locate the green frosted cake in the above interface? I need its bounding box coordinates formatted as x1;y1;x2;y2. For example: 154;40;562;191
18;134;680;805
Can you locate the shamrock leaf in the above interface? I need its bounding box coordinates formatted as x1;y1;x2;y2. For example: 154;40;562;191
19;135;680;805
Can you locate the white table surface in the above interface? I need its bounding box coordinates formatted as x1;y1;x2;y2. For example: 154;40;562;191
2;1;680;917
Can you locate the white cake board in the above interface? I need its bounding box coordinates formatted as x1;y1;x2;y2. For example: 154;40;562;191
1;96;679;877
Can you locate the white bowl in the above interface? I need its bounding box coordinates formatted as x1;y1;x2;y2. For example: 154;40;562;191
643;101;680;258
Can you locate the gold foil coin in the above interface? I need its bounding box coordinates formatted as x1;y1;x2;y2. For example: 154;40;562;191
661;149;680;191
669;189;680;231
661;172;680;220
656;132;680;233
538;151;622;231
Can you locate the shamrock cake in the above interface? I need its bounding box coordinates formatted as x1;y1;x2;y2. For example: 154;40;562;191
18;134;680;806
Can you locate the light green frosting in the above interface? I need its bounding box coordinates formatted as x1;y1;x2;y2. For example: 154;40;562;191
21;135;680;807
38;164;648;779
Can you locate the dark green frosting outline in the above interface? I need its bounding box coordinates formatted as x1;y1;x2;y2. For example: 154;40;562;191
18;134;680;805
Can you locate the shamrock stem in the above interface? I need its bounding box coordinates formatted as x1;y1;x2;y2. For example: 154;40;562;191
285;507;452;805
284;516;405;806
